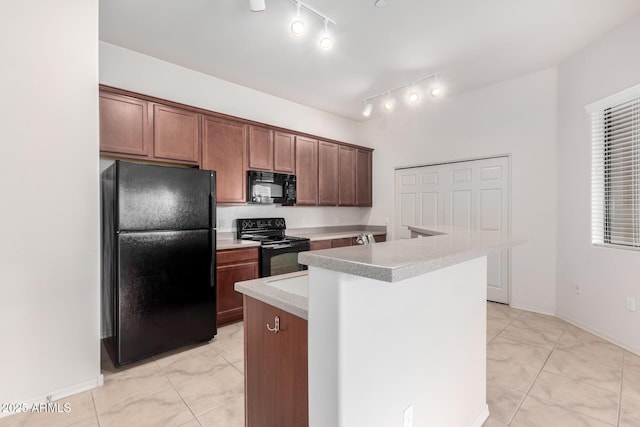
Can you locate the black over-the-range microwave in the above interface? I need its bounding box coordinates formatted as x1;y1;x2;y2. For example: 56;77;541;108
247;170;297;205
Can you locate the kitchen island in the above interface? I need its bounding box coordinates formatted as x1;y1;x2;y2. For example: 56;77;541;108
235;226;524;427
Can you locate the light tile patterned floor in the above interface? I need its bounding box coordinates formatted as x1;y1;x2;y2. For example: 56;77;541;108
1;303;639;426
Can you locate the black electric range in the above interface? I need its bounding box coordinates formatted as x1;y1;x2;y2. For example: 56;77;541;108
236;218;310;277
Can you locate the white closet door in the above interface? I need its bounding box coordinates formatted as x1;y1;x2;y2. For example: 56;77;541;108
394;157;510;303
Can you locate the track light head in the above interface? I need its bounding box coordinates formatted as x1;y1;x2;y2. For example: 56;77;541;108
431;87;442;97
291;3;305;36
362;102;373;117
383;94;396;111
319;20;333;50
250;0;266;12
291;19;305;36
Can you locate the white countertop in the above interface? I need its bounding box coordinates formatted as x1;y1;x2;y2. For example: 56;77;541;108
234;271;309;320
298;225;525;283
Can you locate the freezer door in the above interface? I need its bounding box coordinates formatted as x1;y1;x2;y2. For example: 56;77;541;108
116;161;215;231
116;230;216;365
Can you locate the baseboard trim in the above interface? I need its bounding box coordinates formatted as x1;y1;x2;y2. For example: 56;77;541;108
470;404;490;427
0;374;104;420
555;314;640;357
507;302;555;316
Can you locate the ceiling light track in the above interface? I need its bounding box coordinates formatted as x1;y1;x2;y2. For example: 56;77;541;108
290;0;336;26
362;74;444;117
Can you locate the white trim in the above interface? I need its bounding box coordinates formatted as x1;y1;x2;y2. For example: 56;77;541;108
508;303;556;316
555;314;640;357
394;153;512;171
0;375;104;420
585;82;640;113
469;405;490;427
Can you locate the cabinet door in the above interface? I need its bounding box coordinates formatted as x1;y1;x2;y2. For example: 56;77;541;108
309;240;331;250
245;296;308;427
338;145;356;206
217;262;259;326
330;238;352;248
273;131;296;173
318;141;339;206
295;136;318;205
248;126;274;171
202;116;247;204
99;91;151;157
356;149;373;207
153;104;200;164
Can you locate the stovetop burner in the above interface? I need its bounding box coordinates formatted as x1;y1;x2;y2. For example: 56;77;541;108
236;217;310;248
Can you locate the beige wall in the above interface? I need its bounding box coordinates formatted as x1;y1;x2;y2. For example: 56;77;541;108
0;0;101;407
556;15;640;353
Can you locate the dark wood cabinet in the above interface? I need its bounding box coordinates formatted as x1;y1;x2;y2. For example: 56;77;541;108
318;141;339;206
356;149;373;207
152;104;200;165
99;91;151;158
201;116;248;204
99;86;375;208
273;131;296;173
309;240;332;250
330;237;353;248
295;136;318;205
244;296;308;427
338;145;356;206
216;247;259;326
248;126;274;171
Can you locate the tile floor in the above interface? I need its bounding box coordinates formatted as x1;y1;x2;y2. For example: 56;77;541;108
1;303;639;426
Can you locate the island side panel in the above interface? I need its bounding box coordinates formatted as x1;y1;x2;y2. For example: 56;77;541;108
307;267;340;427
308;257;489;427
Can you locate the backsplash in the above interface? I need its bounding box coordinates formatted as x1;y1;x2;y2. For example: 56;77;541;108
216;205;371;232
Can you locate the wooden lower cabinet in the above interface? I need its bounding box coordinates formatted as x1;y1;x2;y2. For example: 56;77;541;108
309;234;386;250
216;247;259;326
309;240;331;250
244;296;308;427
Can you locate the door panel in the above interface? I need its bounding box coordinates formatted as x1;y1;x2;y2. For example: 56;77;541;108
479;189;502;231
117;230;215;364
421;192;438;227
394;156;510;303
450;190;472;228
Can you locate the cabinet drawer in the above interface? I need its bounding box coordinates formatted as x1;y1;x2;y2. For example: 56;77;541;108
217;247;259;265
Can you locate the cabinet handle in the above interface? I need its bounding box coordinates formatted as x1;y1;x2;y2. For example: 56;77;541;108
266;316;280;334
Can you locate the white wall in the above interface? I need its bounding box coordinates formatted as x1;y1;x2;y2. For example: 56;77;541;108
358;69;558;313
0;0;101;409
99;42;370;229
556;15;640;353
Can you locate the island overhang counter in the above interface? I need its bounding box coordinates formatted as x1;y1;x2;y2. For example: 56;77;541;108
236;226;524;427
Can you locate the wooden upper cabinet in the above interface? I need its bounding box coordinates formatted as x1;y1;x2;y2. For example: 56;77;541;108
152;104;200;165
295;136;318;206
248;126;274;171
99;91;151;158
201;115;248;204
273;131;296;173
356;149;373;207
338;145;356;206
318;141;339;206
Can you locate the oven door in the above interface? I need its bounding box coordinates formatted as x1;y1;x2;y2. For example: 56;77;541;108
260;242;310;277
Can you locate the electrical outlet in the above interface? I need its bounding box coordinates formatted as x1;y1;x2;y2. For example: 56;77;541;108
574;283;582;295
403;405;413;427
626;297;636;312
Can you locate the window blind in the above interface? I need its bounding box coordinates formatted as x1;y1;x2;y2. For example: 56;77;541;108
588;86;640;249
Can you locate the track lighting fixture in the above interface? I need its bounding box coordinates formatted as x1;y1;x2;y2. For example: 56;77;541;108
289;0;336;51
362;101;373;117
290;2;305;36
383;93;396;111
249;0;266;12
361;74;443;118
319;20;333;50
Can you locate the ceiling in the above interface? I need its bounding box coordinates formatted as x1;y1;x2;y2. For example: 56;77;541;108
99;0;640;121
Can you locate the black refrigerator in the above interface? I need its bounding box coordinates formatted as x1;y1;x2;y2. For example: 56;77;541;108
101;160;217;366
